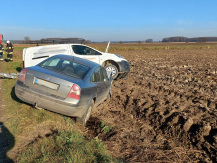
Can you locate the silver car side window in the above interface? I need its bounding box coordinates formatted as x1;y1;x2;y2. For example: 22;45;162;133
91;67;101;82
101;67;109;82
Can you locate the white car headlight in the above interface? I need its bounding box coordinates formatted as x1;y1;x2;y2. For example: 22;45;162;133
115;54;125;59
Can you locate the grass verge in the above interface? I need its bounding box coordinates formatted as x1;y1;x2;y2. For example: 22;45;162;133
17;130;119;163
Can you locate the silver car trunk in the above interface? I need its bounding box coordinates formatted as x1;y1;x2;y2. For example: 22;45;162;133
24;68;75;99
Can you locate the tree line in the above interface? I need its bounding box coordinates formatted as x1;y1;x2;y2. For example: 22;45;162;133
162;37;217;42
23;37;91;44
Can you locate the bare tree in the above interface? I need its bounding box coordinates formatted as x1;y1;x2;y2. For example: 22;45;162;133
146;39;153;43
138;40;142;44
85;40;92;44
119;41;123;44
197;37;207;42
24;36;31;44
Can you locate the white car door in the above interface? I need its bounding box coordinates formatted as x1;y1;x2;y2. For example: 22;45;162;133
71;45;101;64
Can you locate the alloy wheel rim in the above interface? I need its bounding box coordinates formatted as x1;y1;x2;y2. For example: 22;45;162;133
106;66;117;77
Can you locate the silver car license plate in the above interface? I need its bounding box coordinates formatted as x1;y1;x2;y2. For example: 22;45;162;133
34;77;59;90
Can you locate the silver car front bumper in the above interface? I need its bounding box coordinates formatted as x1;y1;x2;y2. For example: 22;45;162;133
15;83;86;117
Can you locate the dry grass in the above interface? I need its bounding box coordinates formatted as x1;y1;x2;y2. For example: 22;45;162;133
11;42;217;54
87;43;217;52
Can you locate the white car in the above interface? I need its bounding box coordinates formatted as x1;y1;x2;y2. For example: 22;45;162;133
23;43;130;79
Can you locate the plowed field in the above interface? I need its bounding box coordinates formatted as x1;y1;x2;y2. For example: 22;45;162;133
86;49;217;162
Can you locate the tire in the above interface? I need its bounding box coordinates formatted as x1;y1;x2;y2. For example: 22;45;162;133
104;64;118;79
76;101;94;126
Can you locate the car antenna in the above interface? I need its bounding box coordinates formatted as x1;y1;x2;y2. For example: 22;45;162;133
105;41;110;53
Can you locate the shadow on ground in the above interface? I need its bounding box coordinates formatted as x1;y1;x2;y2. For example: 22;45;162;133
16;67;22;72
11;87;23;104
3;59;9;63
0;122;15;163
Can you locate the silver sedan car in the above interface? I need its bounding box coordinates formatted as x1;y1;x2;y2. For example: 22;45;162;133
15;55;112;125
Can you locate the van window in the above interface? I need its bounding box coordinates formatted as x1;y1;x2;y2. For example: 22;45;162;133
72;45;101;55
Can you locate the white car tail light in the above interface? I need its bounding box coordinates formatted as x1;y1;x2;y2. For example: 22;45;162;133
18;68;27;83
67;84;81;100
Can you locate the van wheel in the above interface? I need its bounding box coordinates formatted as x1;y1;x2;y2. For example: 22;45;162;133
104;64;118;79
76;101;94;126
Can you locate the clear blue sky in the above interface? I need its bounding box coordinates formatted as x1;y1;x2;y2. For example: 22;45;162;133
0;0;217;41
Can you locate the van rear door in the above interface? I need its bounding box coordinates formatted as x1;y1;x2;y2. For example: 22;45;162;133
23;48;27;68
23;45;70;68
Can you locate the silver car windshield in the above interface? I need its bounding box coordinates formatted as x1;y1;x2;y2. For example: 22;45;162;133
39;57;90;79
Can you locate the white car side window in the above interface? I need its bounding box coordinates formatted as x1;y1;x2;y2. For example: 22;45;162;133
72;45;101;55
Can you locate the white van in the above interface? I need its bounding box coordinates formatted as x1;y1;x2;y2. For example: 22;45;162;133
23;43;130;79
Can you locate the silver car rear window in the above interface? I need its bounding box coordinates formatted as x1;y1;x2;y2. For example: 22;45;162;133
39;57;90;79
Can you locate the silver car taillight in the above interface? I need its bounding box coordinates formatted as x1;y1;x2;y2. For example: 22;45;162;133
67;84;81;100
18;68;27;83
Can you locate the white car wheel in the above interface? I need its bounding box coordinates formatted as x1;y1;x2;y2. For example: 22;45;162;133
105;64;118;79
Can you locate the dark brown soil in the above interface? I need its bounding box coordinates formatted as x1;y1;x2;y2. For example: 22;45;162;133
86;49;217;162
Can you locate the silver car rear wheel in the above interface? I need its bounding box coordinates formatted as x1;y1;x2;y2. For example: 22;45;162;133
105;64;118;79
76;101;94;126
85;104;93;123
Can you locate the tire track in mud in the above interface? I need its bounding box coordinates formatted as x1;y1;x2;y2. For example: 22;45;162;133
86;49;217;162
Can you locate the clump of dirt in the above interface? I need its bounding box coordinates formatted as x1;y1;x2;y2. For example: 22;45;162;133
86;49;217;162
